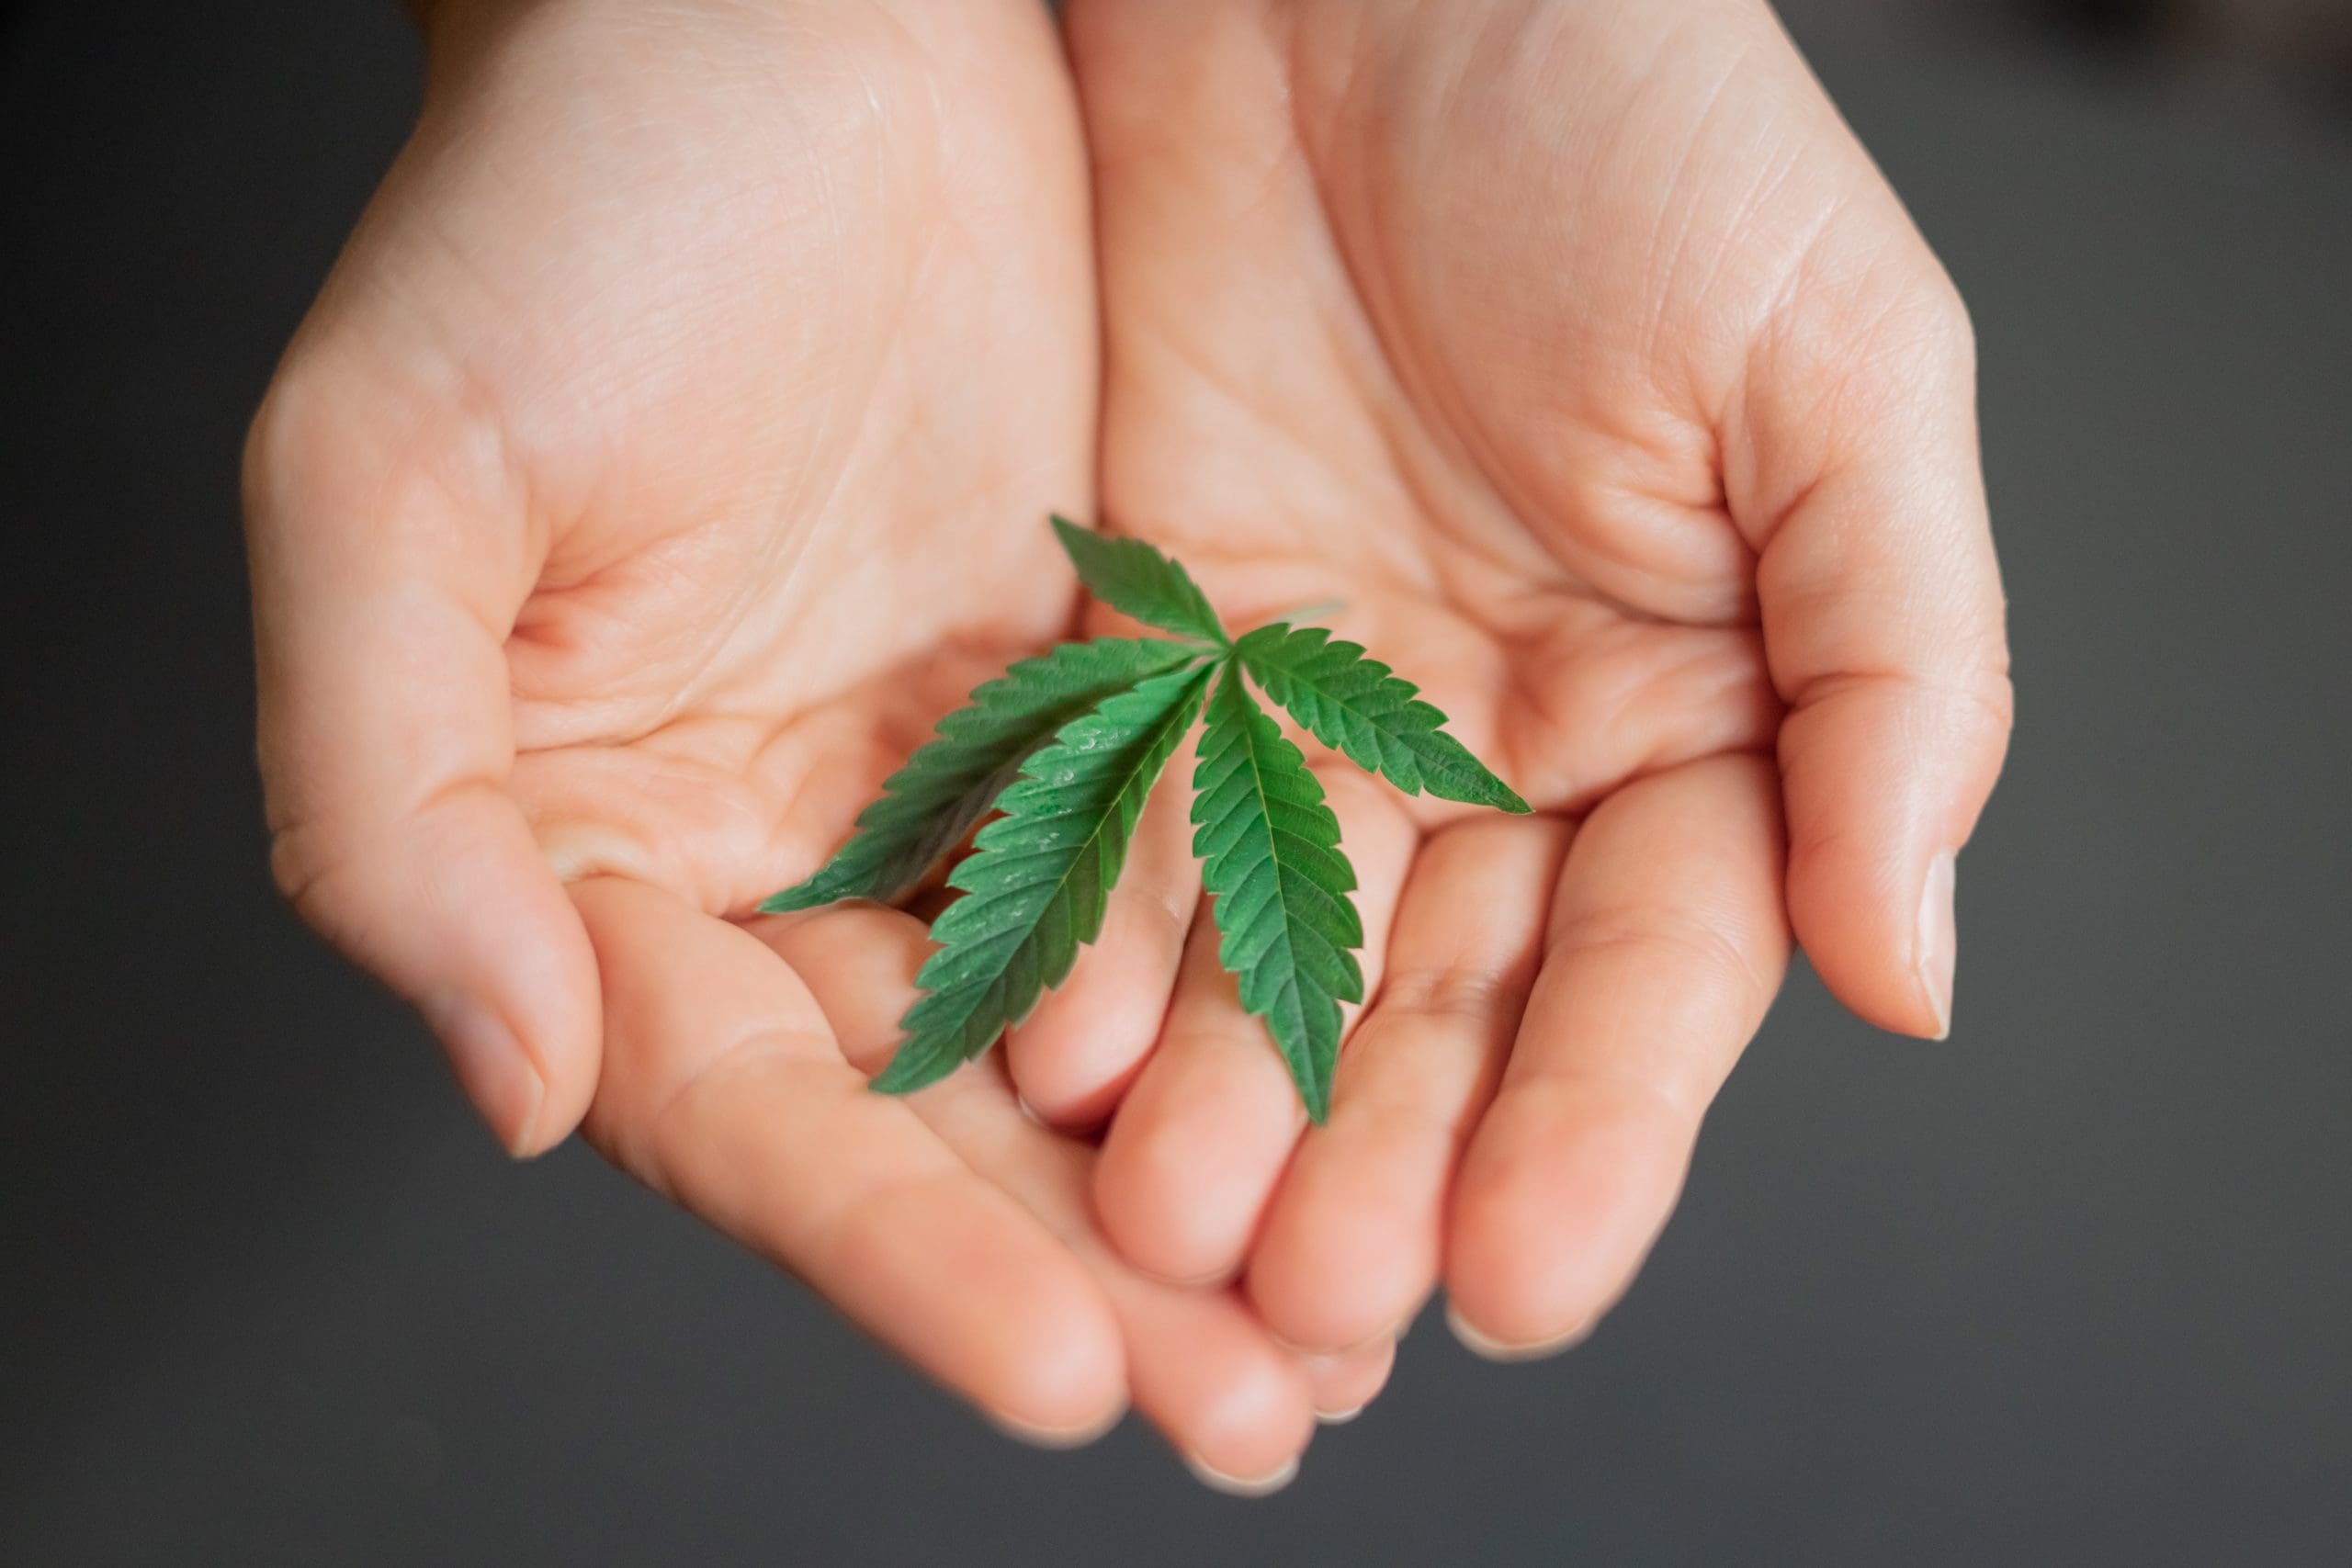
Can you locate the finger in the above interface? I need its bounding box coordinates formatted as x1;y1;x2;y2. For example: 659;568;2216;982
759;904;1319;1488
1246;814;1571;1353
1114;1248;1318;1495
244;363;596;1155
1732;269;2012;1038
1301;1337;1396;1427
1447;753;1791;1355
570;879;1127;1438
1003;738;1202;1127
1095;764;1419;1286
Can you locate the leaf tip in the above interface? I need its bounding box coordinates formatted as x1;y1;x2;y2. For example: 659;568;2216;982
1048;514;1111;580
868;1039;955;1097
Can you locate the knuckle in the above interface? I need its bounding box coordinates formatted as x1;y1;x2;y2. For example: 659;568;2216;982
265;818;330;919
263;816;378;974
1849;265;1976;411
1377;965;1531;1026
264;809;379;952
1906;267;1976;372
265;818;324;911
241;359;334;524
1971;662;2017;745
243;333;521;551
1547;907;1770;1015
243;354;374;554
1519;1066;1702;1150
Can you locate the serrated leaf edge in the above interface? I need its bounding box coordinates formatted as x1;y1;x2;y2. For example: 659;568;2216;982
870;661;1215;1095
1050;514;1230;649
1189;662;1364;1122
1234;622;1531;814
758;637;1202;914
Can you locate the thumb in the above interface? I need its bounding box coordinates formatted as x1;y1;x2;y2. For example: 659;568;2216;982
244;345;600;1154
1735;266;2013;1039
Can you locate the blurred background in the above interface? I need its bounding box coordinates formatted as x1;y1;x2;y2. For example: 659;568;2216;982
3;1;2347;1562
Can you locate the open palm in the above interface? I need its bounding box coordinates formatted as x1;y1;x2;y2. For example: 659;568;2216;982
245;0;1361;1478
1015;0;2012;1357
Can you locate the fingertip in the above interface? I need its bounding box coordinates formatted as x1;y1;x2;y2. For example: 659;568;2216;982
1102;1232;1321;1489
496;878;605;1156
1091;770;1412;1288
1770;637;2007;1043
983;1292;1131;1441
1003;785;1198;1123
1917;848;1957;1040
1443;1302;1593;1363
1246;1154;1430;1355
421;992;546;1157
1783;819;1956;1042
1003;1005;1151;1130
1445;1079;1688;1351
1165;1341;1316;1490
813;1169;1131;1437
281;789;603;1158
566;881;1129;1443
1095;1076;1290;1287
1250;1274;1418;1364
987;1399;1127;1451
1303;1337;1396;1423
1185;1451;1300;1498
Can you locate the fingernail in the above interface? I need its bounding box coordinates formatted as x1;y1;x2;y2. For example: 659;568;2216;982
1314;1402;1365;1426
1183;1452;1299;1497
1915;851;1957;1041
1445;1303;1592;1362
986;1403;1125;1450
424;994;544;1158
1272;1319;1406;1359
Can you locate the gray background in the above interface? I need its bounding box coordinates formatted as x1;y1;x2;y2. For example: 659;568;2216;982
4;2;2348;1562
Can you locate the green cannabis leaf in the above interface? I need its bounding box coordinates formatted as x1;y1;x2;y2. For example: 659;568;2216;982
873;660;1215;1093
1050;514;1227;647
759;637;1199;913
1190;665;1363;1122
764;518;1529;1122
1235;623;1532;814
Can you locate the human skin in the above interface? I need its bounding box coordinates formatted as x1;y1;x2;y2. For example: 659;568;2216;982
245;0;2012;1490
243;0;1371;1486
996;0;2011;1359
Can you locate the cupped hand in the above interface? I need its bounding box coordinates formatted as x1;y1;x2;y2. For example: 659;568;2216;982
1012;0;2012;1358
244;0;1361;1476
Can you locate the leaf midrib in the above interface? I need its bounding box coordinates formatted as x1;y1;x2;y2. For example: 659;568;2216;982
1253;641;1432;766
1230;671;1320;1077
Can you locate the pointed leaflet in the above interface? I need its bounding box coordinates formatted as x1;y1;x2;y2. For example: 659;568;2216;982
1190;664;1363;1122
759;637;1201;914
1050;515;1228;647
1234;623;1531;813
872;662;1215;1094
